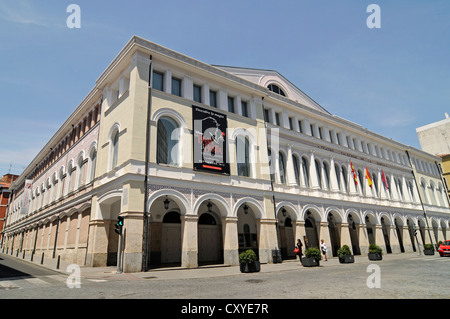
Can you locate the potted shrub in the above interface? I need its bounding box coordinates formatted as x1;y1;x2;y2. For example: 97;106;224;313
302;247;321;267
423;243;435;255
239;249;260;273
337;245;354;263
368;244;382;261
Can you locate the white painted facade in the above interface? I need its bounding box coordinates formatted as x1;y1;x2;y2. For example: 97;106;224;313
2;36;449;273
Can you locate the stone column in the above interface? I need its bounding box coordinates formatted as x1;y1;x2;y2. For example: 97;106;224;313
358;224;371;255
121;211;144;273
375;225;388;253
339;223;353;253
222;217;239;265
181;214;198;268
401;226;415;253
257;218;278;263
86;219;112;267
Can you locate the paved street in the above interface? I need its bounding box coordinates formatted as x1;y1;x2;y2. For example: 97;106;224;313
0;252;448;301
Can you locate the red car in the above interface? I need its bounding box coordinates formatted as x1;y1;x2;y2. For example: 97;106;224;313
438;240;450;257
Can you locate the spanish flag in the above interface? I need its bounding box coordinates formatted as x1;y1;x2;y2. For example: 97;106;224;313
365;167;373;188
351;162;358;186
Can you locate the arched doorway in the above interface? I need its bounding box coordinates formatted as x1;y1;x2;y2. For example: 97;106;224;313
304;210;319;249
237;203;258;259
381;217;392;254
365;215;376;245
348;214;361;255
418;220;427;246
394;217;405;253
161;211;182;265
327;212;340;257
407;219;417;252
98;196;121;267
277;206;296;260
198;210;223;265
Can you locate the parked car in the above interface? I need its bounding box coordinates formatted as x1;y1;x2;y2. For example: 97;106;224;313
438;240;450;257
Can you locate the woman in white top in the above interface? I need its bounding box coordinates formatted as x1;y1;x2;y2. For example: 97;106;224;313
320;239;328;261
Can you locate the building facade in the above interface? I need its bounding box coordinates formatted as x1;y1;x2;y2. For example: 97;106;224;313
2;36;450;272
0;174;18;243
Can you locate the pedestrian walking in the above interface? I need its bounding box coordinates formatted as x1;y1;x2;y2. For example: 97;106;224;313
320;239;328;261
295;239;303;265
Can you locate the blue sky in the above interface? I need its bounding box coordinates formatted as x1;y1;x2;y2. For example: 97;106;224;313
1;0;449;177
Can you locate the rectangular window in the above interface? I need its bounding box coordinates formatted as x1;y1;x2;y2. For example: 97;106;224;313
228;96;235;113
275;112;280;126
288;117;293;130
171;77;181;96
298;120;303;133
264;109;270;122
152;71;164;91
241;101;248;117
193;84;202;103
210;90;217;108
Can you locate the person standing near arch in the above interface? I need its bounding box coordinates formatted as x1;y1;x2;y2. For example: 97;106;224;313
295;239;303;265
320;239;328;261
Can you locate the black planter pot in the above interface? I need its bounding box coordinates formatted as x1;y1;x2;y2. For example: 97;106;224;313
302;257;320;267
338;255;355;263
368;252;382;261
240;261;261;273
424;249;435;255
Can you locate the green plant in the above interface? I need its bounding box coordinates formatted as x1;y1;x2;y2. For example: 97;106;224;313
368;244;382;254
305;247;321;259
239;249;257;264
424;243;434;250
337;245;352;258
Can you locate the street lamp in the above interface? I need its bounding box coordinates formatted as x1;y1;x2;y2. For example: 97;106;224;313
243;204;249;215
164;196;170;210
207;200;213;213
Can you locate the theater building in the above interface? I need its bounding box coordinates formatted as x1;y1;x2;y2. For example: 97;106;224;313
2;36;450;272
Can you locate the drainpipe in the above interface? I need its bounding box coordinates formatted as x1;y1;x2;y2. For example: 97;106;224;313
261;97;282;263
142;55;153;272
405;150;434;249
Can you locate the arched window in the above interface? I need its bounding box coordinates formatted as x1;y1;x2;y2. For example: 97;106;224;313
66;162;74;195
278;151;286;184
372;173;378;197
292;155;300;186
111;129;119;169
89;148;97;183
315;159;322;189
268;148;275;183
199;213;217;225
157;117;180;166
77;155;85;189
302;156;310;187
341;165;348;192
358;169;364;195
323;162;330;190
267;84;286;97
236;135;251;177
334;164;341;191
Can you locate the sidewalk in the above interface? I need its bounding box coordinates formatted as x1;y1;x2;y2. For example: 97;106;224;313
3;250;425;282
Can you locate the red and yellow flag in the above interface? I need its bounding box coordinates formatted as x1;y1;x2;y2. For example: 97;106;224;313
365;167;373;188
351;162;358;186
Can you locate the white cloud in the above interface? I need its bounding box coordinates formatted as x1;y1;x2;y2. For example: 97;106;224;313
0;1;51;27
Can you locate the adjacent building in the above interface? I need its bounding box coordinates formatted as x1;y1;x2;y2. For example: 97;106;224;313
2;36;449;273
0;174;18;243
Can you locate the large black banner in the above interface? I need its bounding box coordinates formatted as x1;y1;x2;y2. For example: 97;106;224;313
193;105;229;175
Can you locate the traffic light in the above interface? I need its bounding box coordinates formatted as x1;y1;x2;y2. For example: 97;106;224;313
115;216;124;235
